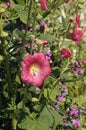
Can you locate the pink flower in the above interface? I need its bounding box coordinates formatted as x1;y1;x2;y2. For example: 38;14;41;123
40;0;47;10
69;107;79;117
41;40;48;45
70;14;83;44
75;14;80;28
72;67;84;75
71;28;83;44
21;53;51;87
7;1;12;8
61;48;72;58
72;120;80;127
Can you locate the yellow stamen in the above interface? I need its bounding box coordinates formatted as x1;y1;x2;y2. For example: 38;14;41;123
30;64;39;76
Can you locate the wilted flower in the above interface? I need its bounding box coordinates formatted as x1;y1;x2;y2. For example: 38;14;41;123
72;120;80;127
21;53;51;87
40;0;47;10
61;48;72;58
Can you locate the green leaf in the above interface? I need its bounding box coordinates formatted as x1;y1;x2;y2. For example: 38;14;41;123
13;29;23;40
57;0;66;8
13;4;28;24
15;75;21;84
40;34;55;42
48;84;60;101
18;106;62;130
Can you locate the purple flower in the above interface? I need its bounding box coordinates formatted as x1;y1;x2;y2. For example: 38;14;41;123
40;22;45;27
56;94;64;102
24;43;30;48
18;41;22;45
7;1;12;8
69;107;79;118
45;51;52;61
72;67;84;75
73;61;83;67
40;22;47;33
62;116;67;121
54;105;59;110
28;28;33;32
72;120;80;127
18;25;25;31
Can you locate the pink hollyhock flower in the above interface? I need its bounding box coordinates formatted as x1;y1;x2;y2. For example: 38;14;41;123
40;0;47;10
21;53;51;87
72;120;80;127
61;48;72;58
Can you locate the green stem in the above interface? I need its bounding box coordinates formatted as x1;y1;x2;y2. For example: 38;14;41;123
12;118;17;130
2;39;13;95
21;0;33;53
30;5;38;54
39;84;45;101
60;58;70;75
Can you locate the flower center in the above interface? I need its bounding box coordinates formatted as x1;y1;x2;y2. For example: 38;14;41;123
30;64;39;76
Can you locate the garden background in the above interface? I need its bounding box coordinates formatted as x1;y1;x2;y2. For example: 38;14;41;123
0;0;86;130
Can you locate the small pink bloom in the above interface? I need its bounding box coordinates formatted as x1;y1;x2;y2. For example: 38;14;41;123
40;0;47;10
61;48;72;58
75;14;80;28
40;22;48;33
41;40;48;45
72;120;80;127
57;94;64;102
7;1;12;8
71;27;83;44
21;53;51;87
69;107;79;117
70;14;83;44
